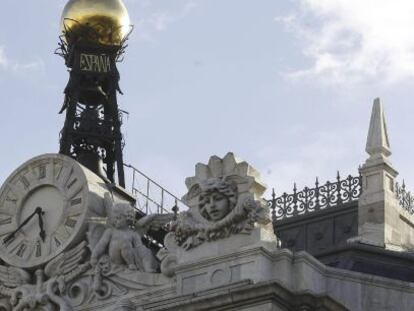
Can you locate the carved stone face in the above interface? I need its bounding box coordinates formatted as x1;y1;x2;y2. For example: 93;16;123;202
199;190;231;221
110;207;129;229
204;191;230;221
98;255;111;275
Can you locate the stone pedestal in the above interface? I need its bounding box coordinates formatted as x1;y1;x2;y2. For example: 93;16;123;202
355;98;414;251
174;225;277;295
358;160;399;248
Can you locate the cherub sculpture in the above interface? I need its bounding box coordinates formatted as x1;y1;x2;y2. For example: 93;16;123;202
90;193;158;272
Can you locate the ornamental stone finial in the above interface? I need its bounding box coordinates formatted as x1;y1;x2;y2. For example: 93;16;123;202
365;98;391;159
355;98;403;250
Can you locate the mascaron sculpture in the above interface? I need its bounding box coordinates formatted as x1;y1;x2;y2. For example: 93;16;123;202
158;152;269;276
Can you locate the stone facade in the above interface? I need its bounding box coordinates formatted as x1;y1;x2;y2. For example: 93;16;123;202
1;100;414;311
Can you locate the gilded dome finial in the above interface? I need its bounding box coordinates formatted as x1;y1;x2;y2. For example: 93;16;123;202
61;0;131;46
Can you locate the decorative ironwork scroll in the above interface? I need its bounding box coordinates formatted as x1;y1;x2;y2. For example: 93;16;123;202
395;181;414;214
270;173;362;221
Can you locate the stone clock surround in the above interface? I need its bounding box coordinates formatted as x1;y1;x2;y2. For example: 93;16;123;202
0;153;133;269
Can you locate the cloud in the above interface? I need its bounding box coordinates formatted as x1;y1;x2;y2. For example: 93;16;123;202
0;47;8;68
277;0;414;84
11;60;45;74
0;46;44;74
134;1;197;42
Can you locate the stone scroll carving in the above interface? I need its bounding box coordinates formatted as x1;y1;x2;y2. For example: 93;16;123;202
0;242;90;311
158;152;269;276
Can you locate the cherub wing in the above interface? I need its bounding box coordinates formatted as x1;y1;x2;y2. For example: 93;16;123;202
0;265;30;288
87;223;107;252
44;241;88;278
135;213;175;235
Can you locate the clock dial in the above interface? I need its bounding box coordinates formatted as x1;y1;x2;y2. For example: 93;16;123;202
0;154;90;268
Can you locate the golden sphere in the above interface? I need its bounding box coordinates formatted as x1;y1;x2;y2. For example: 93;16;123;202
61;0;131;46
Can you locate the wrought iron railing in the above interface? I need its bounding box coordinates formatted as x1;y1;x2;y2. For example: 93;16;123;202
122;161;414;219
395;181;414;214
270;173;362;221
124;163;187;215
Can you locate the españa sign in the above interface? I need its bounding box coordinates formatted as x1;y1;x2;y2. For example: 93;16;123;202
80;53;111;73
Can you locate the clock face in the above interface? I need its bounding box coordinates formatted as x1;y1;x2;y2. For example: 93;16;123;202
0;154;89;268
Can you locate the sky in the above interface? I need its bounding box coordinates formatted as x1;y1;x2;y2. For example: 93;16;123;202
1;0;414;204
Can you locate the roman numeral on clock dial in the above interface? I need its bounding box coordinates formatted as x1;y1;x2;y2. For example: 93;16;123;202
65;217;77;228
53;226;70;243
0;191;17;217
5;195;17;203
0;224;16;240
35;241;42;257
2;235;14;247
71;197;82;206
55;165;83;198
55;163;74;188
67;178;78;190
0;217;12;226
60;166;74;187
6;183;23;203
16;242;28;258
50;227;70;253
55;164;64;181
19;176;30;190
37;165;46;179
3;233;23;251
54;237;62;248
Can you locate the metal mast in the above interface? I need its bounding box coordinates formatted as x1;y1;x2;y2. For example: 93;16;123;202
56;17;131;188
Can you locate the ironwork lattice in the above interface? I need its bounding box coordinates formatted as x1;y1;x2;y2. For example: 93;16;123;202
270;173;362;221
396;181;414;214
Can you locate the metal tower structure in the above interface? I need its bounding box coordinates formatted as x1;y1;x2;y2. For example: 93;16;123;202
56;18;131;188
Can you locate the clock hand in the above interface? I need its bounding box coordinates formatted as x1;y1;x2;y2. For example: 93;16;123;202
38;210;46;242
3;207;43;244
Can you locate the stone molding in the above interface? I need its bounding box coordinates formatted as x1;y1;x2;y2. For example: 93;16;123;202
138;280;349;311
129;244;414;311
